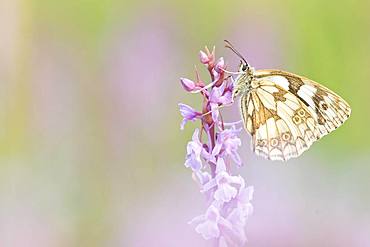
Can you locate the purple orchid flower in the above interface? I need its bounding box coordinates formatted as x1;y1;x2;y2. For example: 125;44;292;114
178;103;202;130
179;46;253;247
184;129;209;171
212;127;243;166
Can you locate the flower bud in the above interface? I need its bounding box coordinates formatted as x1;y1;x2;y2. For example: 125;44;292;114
180;77;196;91
199;50;210;64
214;57;225;73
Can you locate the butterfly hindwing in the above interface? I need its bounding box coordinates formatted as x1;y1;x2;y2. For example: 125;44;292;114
241;69;351;161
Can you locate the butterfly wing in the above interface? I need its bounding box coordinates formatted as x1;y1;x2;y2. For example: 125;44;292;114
240;69;351;161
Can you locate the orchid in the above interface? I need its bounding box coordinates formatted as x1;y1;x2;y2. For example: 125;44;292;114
179;46;254;246
179;103;202;130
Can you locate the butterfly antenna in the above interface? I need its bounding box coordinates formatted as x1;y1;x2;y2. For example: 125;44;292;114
224;40;249;67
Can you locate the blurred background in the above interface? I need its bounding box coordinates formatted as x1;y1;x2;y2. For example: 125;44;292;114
0;0;369;246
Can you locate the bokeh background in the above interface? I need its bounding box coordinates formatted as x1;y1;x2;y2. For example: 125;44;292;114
1;0;370;246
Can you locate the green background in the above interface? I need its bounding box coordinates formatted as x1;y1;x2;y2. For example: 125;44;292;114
0;0;369;246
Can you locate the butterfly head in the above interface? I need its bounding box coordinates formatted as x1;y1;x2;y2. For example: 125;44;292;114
237;60;254;76
224;40;254;100
232;63;254;100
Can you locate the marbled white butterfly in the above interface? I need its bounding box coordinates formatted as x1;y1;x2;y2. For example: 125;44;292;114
225;40;351;161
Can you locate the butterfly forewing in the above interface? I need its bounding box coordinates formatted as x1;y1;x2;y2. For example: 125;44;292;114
241;69;351;161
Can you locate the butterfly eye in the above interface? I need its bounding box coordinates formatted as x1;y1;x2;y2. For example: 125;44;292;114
242;63;248;71
233;89;240;99
239;61;248;72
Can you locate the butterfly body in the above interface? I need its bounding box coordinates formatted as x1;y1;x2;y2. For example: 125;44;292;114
232;65;351;161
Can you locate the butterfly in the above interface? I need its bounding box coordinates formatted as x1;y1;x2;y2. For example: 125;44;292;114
224;40;351;161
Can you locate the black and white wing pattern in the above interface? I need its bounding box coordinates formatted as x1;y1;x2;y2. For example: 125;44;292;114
239;69;351;161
